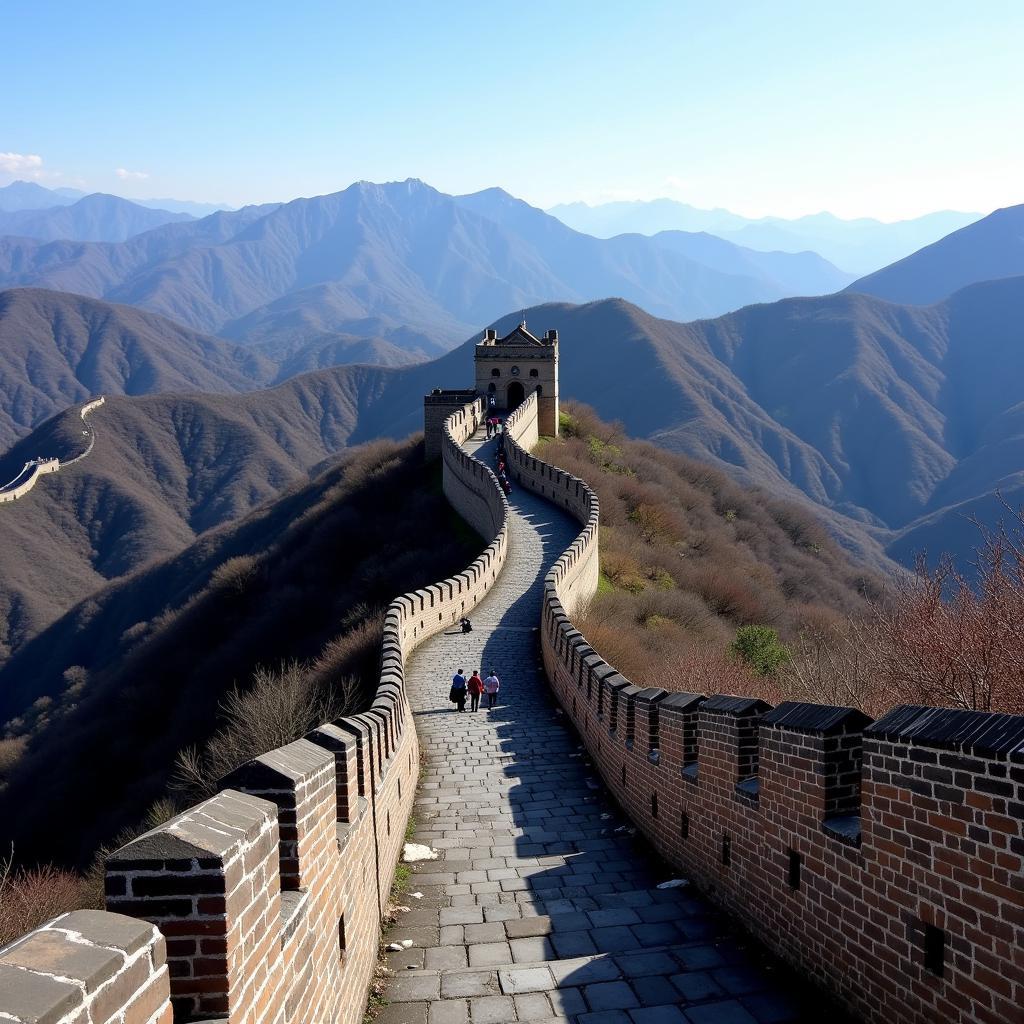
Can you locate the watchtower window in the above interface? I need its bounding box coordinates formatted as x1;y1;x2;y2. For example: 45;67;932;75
529;368;539;377
491;368;500;377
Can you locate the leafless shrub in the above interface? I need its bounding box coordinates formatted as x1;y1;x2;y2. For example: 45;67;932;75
172;660;360;799
210;555;260;595
0;847;83;946
0;737;27;782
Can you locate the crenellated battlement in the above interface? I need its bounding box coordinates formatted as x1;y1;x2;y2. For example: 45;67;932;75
503;389;1024;1024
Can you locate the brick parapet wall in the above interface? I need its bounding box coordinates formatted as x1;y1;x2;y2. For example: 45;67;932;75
0;398;510;1024
504;396;1024;1024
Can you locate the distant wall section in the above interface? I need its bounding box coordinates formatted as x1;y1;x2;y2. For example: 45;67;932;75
0;395;106;504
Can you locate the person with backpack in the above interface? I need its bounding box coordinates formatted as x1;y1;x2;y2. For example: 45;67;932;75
484;669;500;708
450;669;467;712
467;670;485;712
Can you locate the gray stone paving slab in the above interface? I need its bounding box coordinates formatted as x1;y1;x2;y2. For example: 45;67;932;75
516;992;556;1020
683;1000;759;1024
585;981;641;1011
630;1007;688;1023
377;428;838;1024
499;966;556;994
429;999;469;1024
471;995;516;1023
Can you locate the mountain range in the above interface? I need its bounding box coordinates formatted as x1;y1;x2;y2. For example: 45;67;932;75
846;203;1024;305
0;180;230;219
3;192;1024;665
548;199;980;275
0;193;194;242
0;179;852;360
6;256;1024;655
0;288;420;448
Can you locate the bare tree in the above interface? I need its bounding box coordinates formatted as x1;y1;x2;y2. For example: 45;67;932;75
173;660;360;799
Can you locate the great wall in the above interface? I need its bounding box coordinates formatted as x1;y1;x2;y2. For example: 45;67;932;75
0;330;1021;1024
0;396;105;503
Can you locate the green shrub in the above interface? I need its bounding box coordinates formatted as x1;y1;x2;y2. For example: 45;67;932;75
730;625;791;676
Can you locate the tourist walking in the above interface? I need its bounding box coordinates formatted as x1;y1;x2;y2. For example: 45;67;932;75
450;669;467;712
484;669;500;708
467;670;484;712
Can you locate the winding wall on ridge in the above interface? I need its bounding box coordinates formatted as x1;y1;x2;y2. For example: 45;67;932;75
0;397;509;1024
0;396;106;503
502;390;1024;1024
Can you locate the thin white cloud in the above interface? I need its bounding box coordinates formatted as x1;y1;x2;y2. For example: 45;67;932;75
0;152;45;180
115;167;149;181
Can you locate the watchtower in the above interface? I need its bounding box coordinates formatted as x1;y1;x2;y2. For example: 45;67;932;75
475;322;559;436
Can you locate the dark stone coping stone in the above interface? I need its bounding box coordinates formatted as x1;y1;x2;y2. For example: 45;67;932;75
762;701;873;735
866;705;1024;756
659;692;704;712
109;792;275;862
633;688;667;705
0;962;81;1024
0;930;122;994
823;814;862;847
702;695;772;716
221;738;333;790
58;910;155;956
681;763;699;785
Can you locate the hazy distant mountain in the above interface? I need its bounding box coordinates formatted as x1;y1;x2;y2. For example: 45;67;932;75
548;199;980;274
647;230;853;294
846;204;1024;305
0;193;194;242
0;289;275;447
548;199;749;237
132;196;232;217
0;180;856;357
455;187;853;296
0;180;227;219
0;181;84;212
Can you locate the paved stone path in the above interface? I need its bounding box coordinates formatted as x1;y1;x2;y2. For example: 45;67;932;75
378;432;833;1024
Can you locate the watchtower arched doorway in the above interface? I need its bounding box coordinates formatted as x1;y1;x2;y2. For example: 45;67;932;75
507;380;525;412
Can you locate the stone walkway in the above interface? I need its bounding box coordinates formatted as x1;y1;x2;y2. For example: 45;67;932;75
377;431;835;1024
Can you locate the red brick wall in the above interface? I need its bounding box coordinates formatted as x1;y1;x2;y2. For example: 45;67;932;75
508;421;1024;1024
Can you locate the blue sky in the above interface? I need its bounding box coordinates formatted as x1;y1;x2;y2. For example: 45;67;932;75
3;1;1022;219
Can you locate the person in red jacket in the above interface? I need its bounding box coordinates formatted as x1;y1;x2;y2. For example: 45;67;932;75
467;670;485;712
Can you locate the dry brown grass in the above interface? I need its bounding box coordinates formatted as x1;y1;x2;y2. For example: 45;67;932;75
555;403;878;703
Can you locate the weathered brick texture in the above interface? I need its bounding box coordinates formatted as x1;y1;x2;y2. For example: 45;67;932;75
0;396;511;1024
504;392;1024;1024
